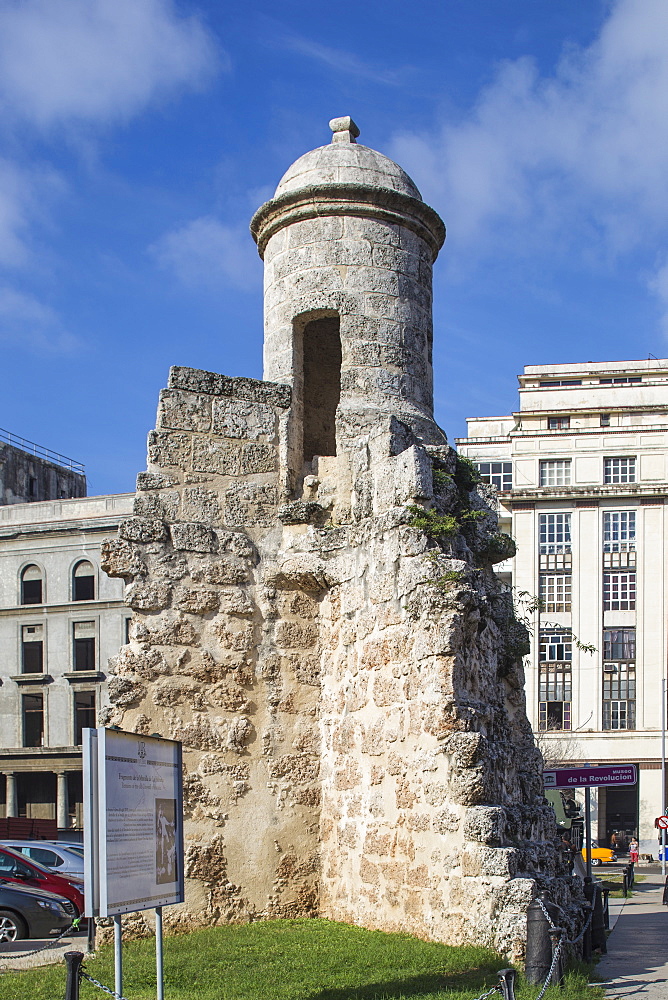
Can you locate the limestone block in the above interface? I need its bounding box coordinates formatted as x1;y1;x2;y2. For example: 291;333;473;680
110;646;171;679
224;484;278;527
192;436;240;476
126;581;172;611
463;806;506;847
286;217;344;247
239;443;276;475
133;617;199;647
432;808;461;834
174;587;220;614
136;472;178;490
212;397;276;441
182;488;221;524
170;522;218;552
148;430;191;469
119;517;168;543
265;554;332;592
343;217;401;245
268;755;319;783
278;501;328;525
274;620;319;649
133;491;180;520
100;539;147;580
108;676;146;707
159;389;212;432
345;266;399;296
217;531;257;560
218;589;254;617
191;558;249;585
168;367;291;409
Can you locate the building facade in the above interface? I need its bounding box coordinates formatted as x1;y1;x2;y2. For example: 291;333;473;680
0;429;86;505
457;359;668;856
0;493;133;831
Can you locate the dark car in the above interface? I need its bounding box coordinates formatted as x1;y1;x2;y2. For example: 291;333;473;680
0;881;75;941
0;846;84;916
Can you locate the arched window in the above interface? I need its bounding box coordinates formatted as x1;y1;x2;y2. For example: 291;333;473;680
73;561;95;601
21;565;43;605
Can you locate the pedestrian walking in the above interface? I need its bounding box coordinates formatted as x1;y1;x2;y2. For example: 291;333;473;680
629;837;639;863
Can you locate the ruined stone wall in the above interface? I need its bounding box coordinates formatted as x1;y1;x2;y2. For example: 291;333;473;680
102;368;322;927
102;365;577;959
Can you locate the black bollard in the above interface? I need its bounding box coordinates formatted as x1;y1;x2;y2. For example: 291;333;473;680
663;877;668;906
497;968;517;1000
526;897;560;984
601;887;610;929
63;951;84;1000
591;884;607;954
548;928;565;986
583;882;595;964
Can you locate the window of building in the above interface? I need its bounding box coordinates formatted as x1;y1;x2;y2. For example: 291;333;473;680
72;561;95;601
477;462;512;490
73;621;96;671
604;457;636;484
600;413;611;427
603;572;636;611
599;376;641;385
540;630;573;662
20;565;43;605
603;663;636;730
21;624;44;674
603;511;636;552
548;416;570;430
22;693;44;747
74;691;96;745
124;618;132;645
539;662;572;731
539;460;571;487
539;574;572;613
539;513;572;554
603;628;636;660
539;379;582;387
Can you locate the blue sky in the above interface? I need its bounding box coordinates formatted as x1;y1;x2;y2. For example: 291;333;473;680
1;0;667;496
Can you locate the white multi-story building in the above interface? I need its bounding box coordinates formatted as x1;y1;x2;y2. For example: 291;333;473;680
0;493;133;832
457;359;668;856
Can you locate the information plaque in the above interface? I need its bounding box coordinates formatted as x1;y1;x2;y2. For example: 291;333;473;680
84;728;184;917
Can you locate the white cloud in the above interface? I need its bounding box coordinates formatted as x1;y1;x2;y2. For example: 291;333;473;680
0;286;79;352
0;158;65;268
0;0;219;128
150;217;262;293
275;31;411;87
389;0;668;277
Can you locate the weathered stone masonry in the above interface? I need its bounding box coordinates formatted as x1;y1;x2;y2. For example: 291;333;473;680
101;117;576;958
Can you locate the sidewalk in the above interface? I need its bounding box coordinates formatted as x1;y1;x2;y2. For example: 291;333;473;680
597;867;668;998
0;927;88;972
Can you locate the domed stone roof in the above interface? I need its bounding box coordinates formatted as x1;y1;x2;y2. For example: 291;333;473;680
251;117;444;260
274;118;422;201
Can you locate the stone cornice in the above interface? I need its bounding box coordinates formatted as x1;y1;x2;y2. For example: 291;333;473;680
250;183;446;261
505;483;668;504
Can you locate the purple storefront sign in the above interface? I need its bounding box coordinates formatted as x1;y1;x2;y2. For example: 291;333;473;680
543;764;637;789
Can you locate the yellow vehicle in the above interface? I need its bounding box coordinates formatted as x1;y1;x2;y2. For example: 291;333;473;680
581;841;617;866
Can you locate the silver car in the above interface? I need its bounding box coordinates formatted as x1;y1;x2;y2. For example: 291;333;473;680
0;841;84;878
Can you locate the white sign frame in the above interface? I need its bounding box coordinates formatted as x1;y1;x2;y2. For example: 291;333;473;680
84;728;184;918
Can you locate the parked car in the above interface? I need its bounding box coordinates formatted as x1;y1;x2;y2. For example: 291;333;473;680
0;846;84;915
0;880;76;941
0;841;84;877
581;841;617;866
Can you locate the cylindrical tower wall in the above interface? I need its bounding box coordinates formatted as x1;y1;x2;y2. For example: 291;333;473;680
262;213;436;427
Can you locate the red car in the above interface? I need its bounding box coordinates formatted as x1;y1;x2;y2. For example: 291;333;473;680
0;845;84;916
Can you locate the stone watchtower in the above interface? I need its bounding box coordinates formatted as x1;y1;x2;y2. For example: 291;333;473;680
103;119;575;959
251;117;446;508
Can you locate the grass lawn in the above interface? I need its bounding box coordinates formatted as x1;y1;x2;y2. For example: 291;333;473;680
0;918;603;1000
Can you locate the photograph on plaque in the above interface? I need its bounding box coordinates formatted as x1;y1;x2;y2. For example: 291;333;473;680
155;798;178;885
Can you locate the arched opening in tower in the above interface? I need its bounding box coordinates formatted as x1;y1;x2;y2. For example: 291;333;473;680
302;315;341;462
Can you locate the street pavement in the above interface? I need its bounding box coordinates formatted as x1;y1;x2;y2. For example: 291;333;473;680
0;926;88;972
597;863;668;998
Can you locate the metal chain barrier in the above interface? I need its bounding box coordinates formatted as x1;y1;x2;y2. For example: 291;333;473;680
80;966;129;1000
533;894;594;999
469;985;502;1000
0;918;81;968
